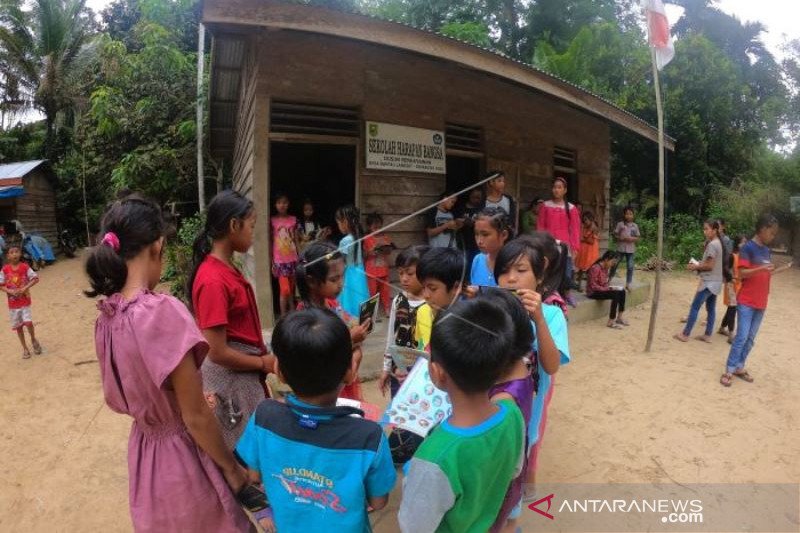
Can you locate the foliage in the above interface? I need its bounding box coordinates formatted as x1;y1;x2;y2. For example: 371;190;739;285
163;211;204;298
708;180;797;238
0;0;95;153
439;21;491;48
613;213;705;267
55;21;200;235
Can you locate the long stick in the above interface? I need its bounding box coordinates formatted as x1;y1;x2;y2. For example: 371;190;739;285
645;48;666;352
82;151;90;246
196;23;206;211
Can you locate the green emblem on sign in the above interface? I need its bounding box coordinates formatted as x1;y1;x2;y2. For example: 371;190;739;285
369;123;378;137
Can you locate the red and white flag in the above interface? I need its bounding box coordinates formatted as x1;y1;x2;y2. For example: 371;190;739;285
643;0;675;70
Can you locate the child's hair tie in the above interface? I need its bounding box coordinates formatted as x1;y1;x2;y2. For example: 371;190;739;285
324;253;333;261
101;232;121;252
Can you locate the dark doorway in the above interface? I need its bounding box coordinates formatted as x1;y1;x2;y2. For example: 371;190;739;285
269;142;356;311
446;155;483;201
270;143;356;227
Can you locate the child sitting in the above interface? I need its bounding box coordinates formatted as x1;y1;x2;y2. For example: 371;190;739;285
586;251;629;329
237;308;396;532
363;212;394;318
1;242;42;358
379;245;430;398
398;298;524;533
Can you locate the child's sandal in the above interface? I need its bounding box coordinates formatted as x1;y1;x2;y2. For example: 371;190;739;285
32;341;42;355
719;373;733;387
733;370;754;383
22;350;32;360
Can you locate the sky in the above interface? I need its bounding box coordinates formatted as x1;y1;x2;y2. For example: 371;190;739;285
665;0;800;60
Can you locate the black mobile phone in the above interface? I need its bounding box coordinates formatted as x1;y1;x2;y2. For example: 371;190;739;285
477;285;519;295
236;484;268;513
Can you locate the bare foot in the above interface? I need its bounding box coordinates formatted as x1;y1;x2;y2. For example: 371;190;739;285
695;335;712;343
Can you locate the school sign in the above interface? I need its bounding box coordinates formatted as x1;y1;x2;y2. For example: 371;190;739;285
366;121;446;174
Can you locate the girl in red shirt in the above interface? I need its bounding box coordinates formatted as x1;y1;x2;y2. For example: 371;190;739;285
187;190;273;449
296;241;371;400
585;251;628;328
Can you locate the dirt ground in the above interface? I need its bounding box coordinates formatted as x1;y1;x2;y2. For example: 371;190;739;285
1;255;798;532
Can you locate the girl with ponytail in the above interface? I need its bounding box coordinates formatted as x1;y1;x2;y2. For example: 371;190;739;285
86;194;250;531
188;190;273;449
334;205;370;318
295;241;371;400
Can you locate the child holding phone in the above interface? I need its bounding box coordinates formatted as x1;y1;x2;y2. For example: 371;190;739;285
296;241;371;400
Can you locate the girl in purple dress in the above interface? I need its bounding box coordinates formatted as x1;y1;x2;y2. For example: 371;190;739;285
85;195;250;532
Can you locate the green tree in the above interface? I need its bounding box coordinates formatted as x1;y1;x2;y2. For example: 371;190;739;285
0;0;94;153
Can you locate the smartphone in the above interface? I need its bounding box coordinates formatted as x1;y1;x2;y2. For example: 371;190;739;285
236;484;268;513
477;285;519;296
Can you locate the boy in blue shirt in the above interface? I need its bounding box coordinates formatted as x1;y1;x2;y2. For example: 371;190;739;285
236;308;396;532
399;298;525;533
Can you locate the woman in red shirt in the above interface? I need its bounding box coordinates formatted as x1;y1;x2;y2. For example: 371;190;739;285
187;190;274;448
585;251;629;329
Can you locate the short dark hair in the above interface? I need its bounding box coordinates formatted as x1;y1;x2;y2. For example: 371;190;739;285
396;244;430;269
271;308;352;396
623;206;635;215
478;288;534;372
494;235;548;292
366;212;383;227
416;247;464;290
755;213;778;232
430;299;514;394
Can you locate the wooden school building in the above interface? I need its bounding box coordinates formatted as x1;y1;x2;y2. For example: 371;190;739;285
202;0;675;325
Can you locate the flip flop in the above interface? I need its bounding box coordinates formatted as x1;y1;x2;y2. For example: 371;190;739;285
673;333;689;342
22;350;31;359
615;318;630;326
607;323;623;329
695;335;712;343
733;370;754;383
32;341;43;355
720;373;733;387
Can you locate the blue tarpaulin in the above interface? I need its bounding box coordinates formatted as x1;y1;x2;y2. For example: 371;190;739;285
0;186;24;199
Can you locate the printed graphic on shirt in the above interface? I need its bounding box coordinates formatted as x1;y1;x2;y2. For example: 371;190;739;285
273;468;347;513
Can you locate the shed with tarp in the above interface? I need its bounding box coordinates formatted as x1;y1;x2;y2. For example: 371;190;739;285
0;160;58;245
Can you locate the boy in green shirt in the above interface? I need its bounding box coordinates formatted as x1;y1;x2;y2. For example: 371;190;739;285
398;298;525;533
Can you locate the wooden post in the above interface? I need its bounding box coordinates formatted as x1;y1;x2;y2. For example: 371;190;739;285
196;23;206;211
645;48;666;352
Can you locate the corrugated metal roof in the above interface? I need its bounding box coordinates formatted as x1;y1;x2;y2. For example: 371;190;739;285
0;160;47;180
204;1;676;154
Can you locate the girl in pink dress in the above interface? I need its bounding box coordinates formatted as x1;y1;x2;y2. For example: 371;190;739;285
85;195;250;532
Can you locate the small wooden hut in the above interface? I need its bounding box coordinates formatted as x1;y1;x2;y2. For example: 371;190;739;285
0;160;58;245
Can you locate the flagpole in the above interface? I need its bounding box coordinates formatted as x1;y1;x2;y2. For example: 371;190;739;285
645;48;666;352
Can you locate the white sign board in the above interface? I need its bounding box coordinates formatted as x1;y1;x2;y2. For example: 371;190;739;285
365;121;446;174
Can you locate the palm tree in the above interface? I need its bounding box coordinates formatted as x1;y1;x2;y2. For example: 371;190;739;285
0;0;91;151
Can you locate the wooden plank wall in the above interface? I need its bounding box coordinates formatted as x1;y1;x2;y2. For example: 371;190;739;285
231;37;258;197
15;169;59;246
241;31;615;322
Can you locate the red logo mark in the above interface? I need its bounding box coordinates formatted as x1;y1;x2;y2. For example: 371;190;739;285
528;493;555;520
